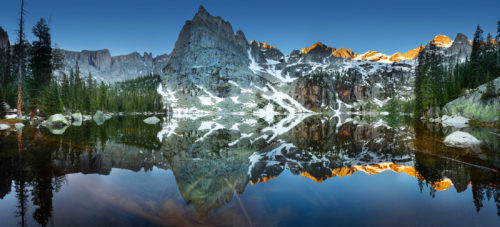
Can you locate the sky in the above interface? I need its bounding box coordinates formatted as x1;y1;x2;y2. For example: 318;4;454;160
1;0;499;56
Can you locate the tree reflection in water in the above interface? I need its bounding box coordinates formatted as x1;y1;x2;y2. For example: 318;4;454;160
0;115;499;226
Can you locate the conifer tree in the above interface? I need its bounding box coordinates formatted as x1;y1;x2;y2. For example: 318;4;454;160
470;25;484;87
0;96;6;119
39;80;63;116
16;0;26;117
28;18;53;119
61;73;69;109
99;81;106;111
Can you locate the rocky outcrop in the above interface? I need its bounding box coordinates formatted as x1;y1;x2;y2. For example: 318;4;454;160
0;26;9;50
445;33;472;62
442;77;500;122
60;49;170;82
250;40;284;63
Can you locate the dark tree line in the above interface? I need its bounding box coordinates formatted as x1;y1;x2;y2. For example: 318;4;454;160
414;22;500;118
0;11;163;118
45;70;164;116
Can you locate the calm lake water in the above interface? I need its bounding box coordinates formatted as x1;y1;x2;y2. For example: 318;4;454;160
0;114;499;226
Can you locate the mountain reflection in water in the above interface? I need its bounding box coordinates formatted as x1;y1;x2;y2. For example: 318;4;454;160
0;114;499;226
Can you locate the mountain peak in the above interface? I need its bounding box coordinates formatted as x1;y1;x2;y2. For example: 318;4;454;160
301;42;335;54
195;5;209;17
250;40;277;49
332;47;356;58
431;34;452;48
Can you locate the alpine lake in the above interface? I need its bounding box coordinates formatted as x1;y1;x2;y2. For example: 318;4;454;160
0;113;499;226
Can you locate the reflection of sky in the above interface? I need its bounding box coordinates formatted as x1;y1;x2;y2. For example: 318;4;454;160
2;167;497;226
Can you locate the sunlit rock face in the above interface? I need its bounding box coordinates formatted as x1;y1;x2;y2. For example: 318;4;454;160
60;49;170;82
163;6;258;96
250;40;285;63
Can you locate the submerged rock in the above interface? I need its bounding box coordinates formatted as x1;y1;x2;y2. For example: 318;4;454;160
0;124;9;130
93;111;105;125
143;116;160;124
444;131;481;148
72;113;83;126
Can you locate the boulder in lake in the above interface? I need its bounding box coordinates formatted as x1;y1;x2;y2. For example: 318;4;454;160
0;124;9;130
143;116;160;124
444;131;481;148
44;114;70;128
72;113;83;122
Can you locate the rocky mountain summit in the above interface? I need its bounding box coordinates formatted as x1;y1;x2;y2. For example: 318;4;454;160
155;6;474;115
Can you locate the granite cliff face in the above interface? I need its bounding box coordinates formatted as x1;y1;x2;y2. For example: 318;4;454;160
60;49;169;82
163;6;257;93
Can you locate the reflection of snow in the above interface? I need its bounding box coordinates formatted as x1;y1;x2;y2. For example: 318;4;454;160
157;119;178;142
196;121;225;142
373;119;391;129
228;133;254;147
261;114;313;142
254;103;277;124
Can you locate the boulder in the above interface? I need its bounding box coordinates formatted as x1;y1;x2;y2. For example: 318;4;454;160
444;131;481;148
104;113;113;120
72;113;83;122
44;114;70;128
0;124;9;130
143;116;161;124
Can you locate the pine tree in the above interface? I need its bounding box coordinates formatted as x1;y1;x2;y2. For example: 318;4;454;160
470;25;484;87
61;73;69;109
28;18;53;119
0;96;6;119
84;72;92;113
39;80;63;116
69;68;75;110
16;0;26;117
99;81;107;111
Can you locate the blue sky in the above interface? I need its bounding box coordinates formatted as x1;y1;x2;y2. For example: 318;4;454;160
1;0;499;56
